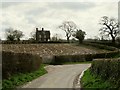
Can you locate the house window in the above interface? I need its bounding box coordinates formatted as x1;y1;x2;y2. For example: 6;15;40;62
39;35;41;38
44;35;46;38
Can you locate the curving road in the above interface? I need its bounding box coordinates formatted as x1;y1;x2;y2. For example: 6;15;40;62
22;64;91;88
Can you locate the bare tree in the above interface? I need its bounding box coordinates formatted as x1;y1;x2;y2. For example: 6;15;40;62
59;21;77;42
51;34;61;41
99;16;120;43
29;31;36;41
13;30;24;41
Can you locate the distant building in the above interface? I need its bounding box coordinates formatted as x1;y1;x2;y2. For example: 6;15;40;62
36;28;50;42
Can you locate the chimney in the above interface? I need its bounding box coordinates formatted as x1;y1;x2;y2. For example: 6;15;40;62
42;28;44;31
36;28;38;31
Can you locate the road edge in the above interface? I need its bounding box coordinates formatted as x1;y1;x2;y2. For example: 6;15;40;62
73;68;89;89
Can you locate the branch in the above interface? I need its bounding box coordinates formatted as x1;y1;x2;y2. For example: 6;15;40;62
104;23;112;32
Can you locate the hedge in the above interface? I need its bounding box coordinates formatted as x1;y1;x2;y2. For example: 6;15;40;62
85;40;120;49
50;50;119;64
93;51;119;58
2;51;42;79
52;54;86;64
90;58;120;88
83;42;118;51
2;40;68;44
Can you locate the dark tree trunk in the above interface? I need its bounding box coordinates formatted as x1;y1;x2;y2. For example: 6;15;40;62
112;37;115;44
17;38;20;41
79;39;83;44
67;37;70;43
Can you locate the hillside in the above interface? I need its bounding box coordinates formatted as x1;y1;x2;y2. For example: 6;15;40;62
2;44;108;57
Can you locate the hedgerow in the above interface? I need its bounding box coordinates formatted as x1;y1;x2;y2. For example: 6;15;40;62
90;58;120;88
2;51;42;79
51;50;119;64
83;42;118;51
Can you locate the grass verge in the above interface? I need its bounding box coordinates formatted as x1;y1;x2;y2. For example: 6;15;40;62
2;64;47;90
81;68;116;89
113;53;120;58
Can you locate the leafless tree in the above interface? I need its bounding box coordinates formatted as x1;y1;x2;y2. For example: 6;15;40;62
99;16;120;43
13;30;24;41
30;31;36;41
59;21;77;42
51;34;61;41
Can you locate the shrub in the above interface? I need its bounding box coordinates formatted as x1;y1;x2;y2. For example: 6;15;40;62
2;51;42;79
90;58;120;88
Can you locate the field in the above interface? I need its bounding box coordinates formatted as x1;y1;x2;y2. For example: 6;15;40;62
2;44;119;89
2;44;108;57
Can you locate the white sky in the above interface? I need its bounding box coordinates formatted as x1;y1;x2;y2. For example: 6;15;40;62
0;0;119;40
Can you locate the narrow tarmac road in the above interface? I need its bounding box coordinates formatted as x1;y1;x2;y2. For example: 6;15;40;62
22;64;91;88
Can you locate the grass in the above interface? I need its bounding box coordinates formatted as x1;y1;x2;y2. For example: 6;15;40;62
81;68;116;89
2;64;47;90
113;53;120;58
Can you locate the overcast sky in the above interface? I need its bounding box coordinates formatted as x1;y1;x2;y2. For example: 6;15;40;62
0;1;118;40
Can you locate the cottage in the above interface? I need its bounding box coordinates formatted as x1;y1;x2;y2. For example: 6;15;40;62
36;28;50;42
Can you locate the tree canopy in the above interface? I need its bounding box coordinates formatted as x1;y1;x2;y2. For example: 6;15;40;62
99;16;120;43
59;21;77;42
5;27;24;41
73;29;86;43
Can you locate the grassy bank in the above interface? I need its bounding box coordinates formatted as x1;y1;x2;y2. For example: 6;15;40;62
81;69;116;89
114;53;120;58
2;64;47;89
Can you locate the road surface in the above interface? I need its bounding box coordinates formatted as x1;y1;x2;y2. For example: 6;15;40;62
22;64;91;88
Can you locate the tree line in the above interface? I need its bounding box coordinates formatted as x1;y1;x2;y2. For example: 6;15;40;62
4;16;120;44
